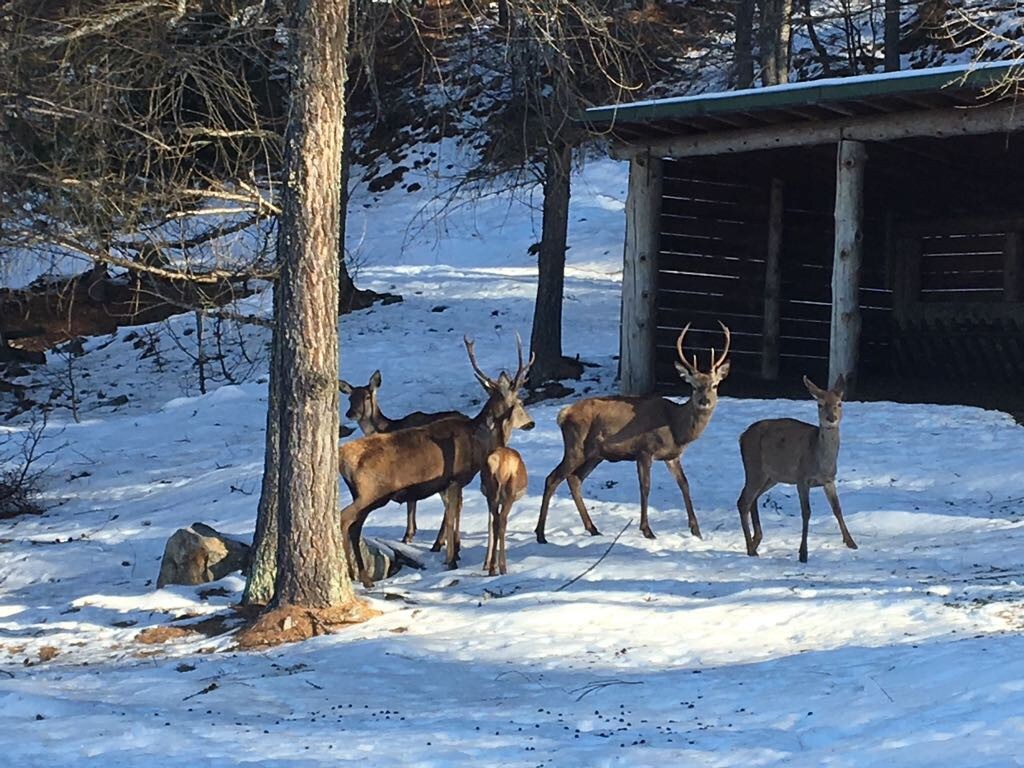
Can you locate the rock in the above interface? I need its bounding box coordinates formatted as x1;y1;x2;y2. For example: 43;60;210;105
358;538;425;583
157;523;250;588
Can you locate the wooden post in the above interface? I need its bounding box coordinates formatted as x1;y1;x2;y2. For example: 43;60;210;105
829;140;866;392
620;153;662;395
761;178;784;380
1004;231;1022;303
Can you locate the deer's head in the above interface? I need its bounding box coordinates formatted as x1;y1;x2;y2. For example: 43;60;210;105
338;370;382;429
674;321;731;412
464;333;535;440
803;374;845;429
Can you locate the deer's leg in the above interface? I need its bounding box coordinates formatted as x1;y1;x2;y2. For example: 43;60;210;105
797;482;813;564
664;457;701;539
824;482;858;550
567;458;602;537
737;484;758;556
402;499;418;544
637;454;656;539
443;484;464;570
430;496;447;552
339;503;362;581
536;458;574;544
498;501;510;575
484;497;499;576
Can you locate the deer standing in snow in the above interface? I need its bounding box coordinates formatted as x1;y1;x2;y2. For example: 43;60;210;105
338;371;464;546
480;447;528;575
736;374;858;563
338;335;534;587
535;322;731;542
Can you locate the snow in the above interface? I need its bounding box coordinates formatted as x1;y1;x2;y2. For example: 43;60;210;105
591;59;1019;113
3;143;1024;766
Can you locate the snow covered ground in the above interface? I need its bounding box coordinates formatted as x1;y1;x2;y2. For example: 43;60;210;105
2;148;1024;767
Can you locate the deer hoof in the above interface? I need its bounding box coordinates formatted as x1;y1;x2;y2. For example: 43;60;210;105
845;539;858;550
402;534;416;545
535;531;548;544
799;552;808;563
586;527;602;537
641;527;656;540
746;548;759;557
430;542;443;553
690;527;703;539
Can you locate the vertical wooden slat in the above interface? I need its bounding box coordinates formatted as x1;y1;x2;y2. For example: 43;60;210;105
1004;231;1022;302
761;177;784;380
621;154;663;395
829;140;866;391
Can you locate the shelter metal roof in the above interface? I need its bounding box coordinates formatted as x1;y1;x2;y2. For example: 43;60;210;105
584;62;1020;144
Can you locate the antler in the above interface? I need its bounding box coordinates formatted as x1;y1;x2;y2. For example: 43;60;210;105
464;335;497;389
712;320;731;372
675;323;698;375
512;331;535;390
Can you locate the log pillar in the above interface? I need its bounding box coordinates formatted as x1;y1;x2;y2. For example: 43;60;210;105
829;140;866;392
761;178;784;380
620;153;662;395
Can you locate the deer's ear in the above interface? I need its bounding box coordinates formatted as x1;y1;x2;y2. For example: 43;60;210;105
832;373;846;398
369;370;382;390
714;360;731;382
803;375;826;401
338;379;353;394
674;361;697;385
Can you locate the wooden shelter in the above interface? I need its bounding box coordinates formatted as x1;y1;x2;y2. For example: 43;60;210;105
586;63;1024;397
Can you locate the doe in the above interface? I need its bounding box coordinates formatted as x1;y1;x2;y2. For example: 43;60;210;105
736;374;858;563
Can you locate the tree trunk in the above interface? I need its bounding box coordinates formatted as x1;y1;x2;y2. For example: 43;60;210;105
528;139;577;386
338;110;359;313
271;0;354;610
735;0;756;88
884;0;901;72
242;285;282;607
829;140;865;394
760;0;793;86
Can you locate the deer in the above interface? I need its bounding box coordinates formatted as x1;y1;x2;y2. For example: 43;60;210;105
735;374;858;563
535;321;731;543
480;447;528;576
338;371;464;546
338;335;534;588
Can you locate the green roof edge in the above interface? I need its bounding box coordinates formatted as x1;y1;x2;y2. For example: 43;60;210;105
582;62;1019;127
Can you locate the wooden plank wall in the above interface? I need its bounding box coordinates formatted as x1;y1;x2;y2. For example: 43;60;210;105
654;160;892;390
892;221;1024;382
654;165;766;386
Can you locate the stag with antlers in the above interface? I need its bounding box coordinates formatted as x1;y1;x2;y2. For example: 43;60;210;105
338;335;534;587
535;322;731;542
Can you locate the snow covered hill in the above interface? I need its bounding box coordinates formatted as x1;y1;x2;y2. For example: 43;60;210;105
2;148;1024;766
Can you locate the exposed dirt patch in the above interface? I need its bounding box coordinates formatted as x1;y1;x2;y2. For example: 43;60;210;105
135;613;239;645
2;265;253;354
37;646;59;662
233;601;379;650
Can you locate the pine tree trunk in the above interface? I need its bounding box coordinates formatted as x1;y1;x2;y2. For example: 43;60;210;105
884;0;901;72
338;111;359;313
528;139;577;386
242;285;281;607
760;0;793;86
735;0;756;88
271;0;354;610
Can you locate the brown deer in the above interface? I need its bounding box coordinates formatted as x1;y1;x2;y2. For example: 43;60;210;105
736;374;858;563
480;447;528;576
338;335;534;587
338;371;464;545
535;322;731;543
